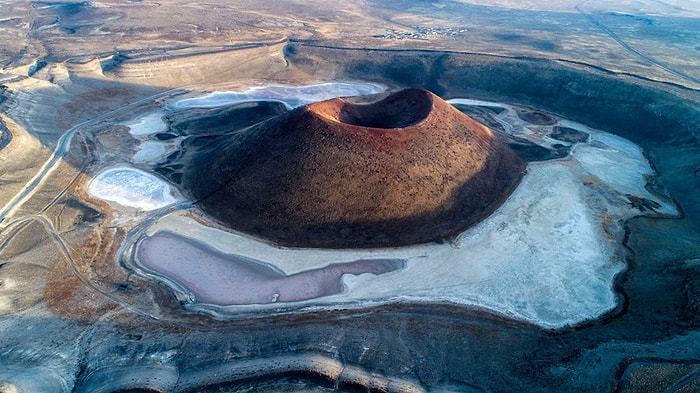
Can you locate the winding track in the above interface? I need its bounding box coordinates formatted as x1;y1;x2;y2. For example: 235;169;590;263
0;88;183;226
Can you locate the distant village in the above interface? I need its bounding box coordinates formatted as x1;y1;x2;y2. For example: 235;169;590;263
374;25;468;40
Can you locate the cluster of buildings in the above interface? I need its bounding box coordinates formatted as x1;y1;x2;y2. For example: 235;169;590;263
374;25;468;40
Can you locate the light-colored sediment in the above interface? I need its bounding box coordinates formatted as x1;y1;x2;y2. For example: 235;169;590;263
137;231;404;305
88;165;180;211
123;111;167;137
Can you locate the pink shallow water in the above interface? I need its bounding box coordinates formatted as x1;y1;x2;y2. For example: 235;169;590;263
136;232;404;305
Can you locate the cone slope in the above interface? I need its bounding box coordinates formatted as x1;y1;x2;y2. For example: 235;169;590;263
184;89;526;248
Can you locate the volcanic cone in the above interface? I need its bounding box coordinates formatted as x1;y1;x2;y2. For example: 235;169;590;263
183;88;525;248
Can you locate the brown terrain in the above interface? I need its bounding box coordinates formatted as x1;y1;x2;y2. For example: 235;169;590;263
184;88;526;248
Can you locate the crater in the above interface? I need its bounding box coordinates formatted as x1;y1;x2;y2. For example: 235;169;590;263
311;88;432;128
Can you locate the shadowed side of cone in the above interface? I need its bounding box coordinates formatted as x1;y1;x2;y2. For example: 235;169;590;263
183;88;526;248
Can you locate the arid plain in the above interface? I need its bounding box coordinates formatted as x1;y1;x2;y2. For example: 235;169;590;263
1;1;700;392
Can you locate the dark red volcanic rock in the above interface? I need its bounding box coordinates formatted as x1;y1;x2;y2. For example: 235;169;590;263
183;88;525;248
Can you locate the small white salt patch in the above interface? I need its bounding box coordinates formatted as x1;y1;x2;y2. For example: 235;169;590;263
123;112;166;137
89;166;177;211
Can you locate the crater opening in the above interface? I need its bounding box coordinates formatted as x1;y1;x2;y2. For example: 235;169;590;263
310;88;433;129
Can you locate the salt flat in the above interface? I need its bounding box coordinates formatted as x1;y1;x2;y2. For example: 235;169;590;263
88;165;180;211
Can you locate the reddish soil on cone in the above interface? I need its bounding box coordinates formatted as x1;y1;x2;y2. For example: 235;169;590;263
184;88;526;248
